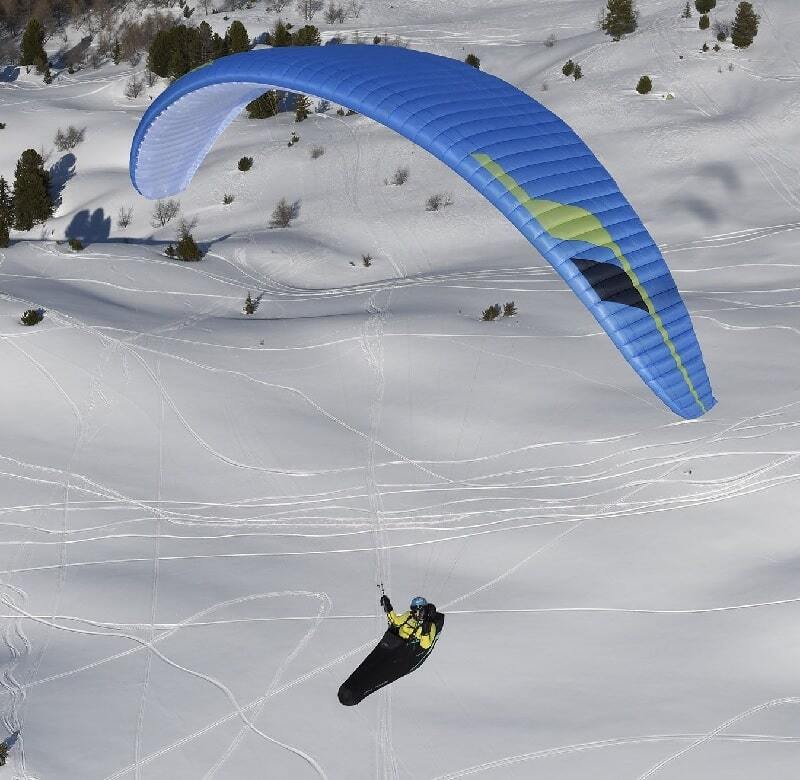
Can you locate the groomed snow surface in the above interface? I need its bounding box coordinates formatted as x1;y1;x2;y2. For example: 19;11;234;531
1;0;799;777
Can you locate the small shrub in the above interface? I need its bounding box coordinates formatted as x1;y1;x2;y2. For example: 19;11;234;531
316;99;330;113
269;197;301;228
699;13;710;30
681;1;692;18
20;308;45;326
716;32;726;41
335;107;345;116
68;237;84;251
124;75;145;99
713;43;721;51
373;35;381;44
543;32;557;47
243;291;264;314
238;156;254;171
465;53;480;69
481;304;501;321
117;206;133;228
573;64;583;80
175;233;202;260
345;108;357;116
636;75;652;94
165;244;175;257
54;126;86;151
562;59;575;77
713;19;731;39
702;42;709;51
425;192;453;212
362;253;372;267
0;123;6;130
223;193;234;205
151;199;180;227
390;166;409;186
503;301;517;317
310;146;325;159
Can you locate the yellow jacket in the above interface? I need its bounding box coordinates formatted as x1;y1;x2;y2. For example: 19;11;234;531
387;610;436;650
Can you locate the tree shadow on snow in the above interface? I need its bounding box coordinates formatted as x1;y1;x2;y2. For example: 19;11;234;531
66;208;111;245
50;153;76;208
0;66;19;82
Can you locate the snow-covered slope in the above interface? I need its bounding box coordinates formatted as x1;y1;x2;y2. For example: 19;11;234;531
1;0;799;777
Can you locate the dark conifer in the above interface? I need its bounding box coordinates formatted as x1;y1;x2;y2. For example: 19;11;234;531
294;94;310;122
12;149;53;231
636;75;652;93
0;177;11;248
695;0;716;12
602;0;638;40
293;25;321;46
272;19;293;47
562;59;575;76
20;18;46;67
731;1;759;47
699;13;710;29
226;21;250;53
465;53;480;68
247;91;280;118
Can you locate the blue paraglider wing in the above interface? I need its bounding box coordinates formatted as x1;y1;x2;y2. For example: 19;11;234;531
130;46;715;419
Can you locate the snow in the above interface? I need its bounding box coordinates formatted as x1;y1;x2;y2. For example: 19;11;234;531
1;0;799;777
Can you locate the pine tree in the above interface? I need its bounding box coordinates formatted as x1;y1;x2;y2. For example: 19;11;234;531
295;94;310;122
293;24;321;46
681;1;692;17
244;293;255;314
573;64;583;80
272;19;293;47
695;0;716;12
226;20;250;53
465;53;480;68
247;91;280;119
0;177;11;248
147;29;173;77
731;1;759;48
113;38;122;65
636;75;652;93
12;149;53;231
562;59;575;76
20;18;47;68
699;13;710;29
602;0;638;40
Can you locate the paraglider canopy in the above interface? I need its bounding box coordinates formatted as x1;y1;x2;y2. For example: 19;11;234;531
130;46;715;419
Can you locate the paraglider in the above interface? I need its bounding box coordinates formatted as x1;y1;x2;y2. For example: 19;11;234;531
129;45;716;419
338;592;445;706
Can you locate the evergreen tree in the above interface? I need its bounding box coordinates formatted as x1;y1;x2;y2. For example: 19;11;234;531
244;293;255;314
562;59;575;76
695;0;716;12
147;28;174;77
113;38;121;64
731;1;759;47
295;94;310;122
272;19;293;47
573;64;583;79
12;149;53;231
681;1;692;17
602;0;638;40
20;18;47;68
226;20;250;53
636;75;652;93
247;90;280;118
465;53;480;68
293;24;321;46
0;177;11;248
699;13;710;29
176;232;201;260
